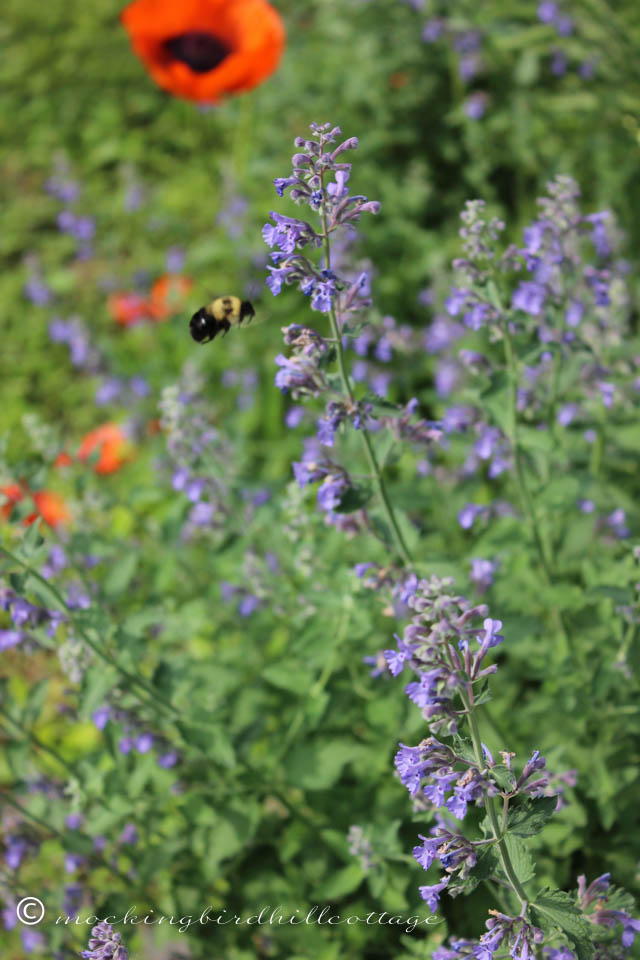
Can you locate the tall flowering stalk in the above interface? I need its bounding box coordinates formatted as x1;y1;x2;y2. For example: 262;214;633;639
263;122;415;565
386;576;639;960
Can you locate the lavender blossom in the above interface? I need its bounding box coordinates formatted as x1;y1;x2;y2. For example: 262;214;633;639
81;922;128;960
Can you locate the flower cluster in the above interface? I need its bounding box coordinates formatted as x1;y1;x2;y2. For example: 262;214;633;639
263;122;379;314
387;575;502;735
446;180;624;338
292;437;355;515
384;576;560;915
159;383;234;536
81;921;128;960
91;703;179;771
46;157;95;260
0;585;66;651
421;179;636;546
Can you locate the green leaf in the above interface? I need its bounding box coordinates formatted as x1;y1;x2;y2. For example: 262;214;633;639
480;371;511;435
102;552;138;597
585;585;632;605
472;844;500;880
262;662;314;693
336;483;373;514
451;735;476;765
315;862;364;899
24;573;62;611
502;834;535;885
507;797;557;837
490;764;516;792
518;426;554;453
530;889;594;960
285;738;358;790
22;679;49;727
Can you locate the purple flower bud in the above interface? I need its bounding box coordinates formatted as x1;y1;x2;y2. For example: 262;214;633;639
158;751;179;769
189;501;215;526
135;732;154;753
0;629;23;650
92;706;111;730
239;594;260;617
119;823;138;845
512;281;546;316
458;503;485;530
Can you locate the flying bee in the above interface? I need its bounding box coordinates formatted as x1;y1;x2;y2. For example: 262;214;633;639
189;296;255;344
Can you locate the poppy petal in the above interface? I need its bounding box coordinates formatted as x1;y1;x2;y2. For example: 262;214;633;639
121;0;286;103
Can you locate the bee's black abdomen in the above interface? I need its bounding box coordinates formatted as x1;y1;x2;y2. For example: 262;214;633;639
190;308;217;343
239;300;255;322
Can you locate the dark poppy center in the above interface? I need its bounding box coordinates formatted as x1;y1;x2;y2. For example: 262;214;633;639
164;32;230;73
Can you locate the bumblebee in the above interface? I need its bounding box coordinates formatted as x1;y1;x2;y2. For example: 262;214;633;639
189;296;255;344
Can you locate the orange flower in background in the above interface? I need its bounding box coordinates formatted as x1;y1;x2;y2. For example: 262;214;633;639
149;274;192;320
1;484;24;521
31;491;71;527
108;291;154;328
77;423;133;475
120;0;286;103
1;483;70;528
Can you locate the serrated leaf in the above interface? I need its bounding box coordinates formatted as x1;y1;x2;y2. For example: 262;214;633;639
502;834;535;885
507;797;557;837
451;735;476;765
530;889;594;960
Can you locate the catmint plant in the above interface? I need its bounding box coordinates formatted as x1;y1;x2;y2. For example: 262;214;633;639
264;122;447;565
386;574;639;960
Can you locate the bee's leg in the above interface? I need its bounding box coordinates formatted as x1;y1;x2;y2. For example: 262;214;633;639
221;320;231;337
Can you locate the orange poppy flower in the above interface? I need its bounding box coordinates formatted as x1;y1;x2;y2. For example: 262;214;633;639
108;291;154;328
54;451;74;468
149;274;192;321
77;423;133;475
120;0;286;103
1;484;24;521
31;491;71;527
1;483;70;528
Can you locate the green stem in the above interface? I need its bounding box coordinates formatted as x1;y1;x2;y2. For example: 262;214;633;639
319;194;413;567
501;327;573;655
465;697;529;908
502;328;553;579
